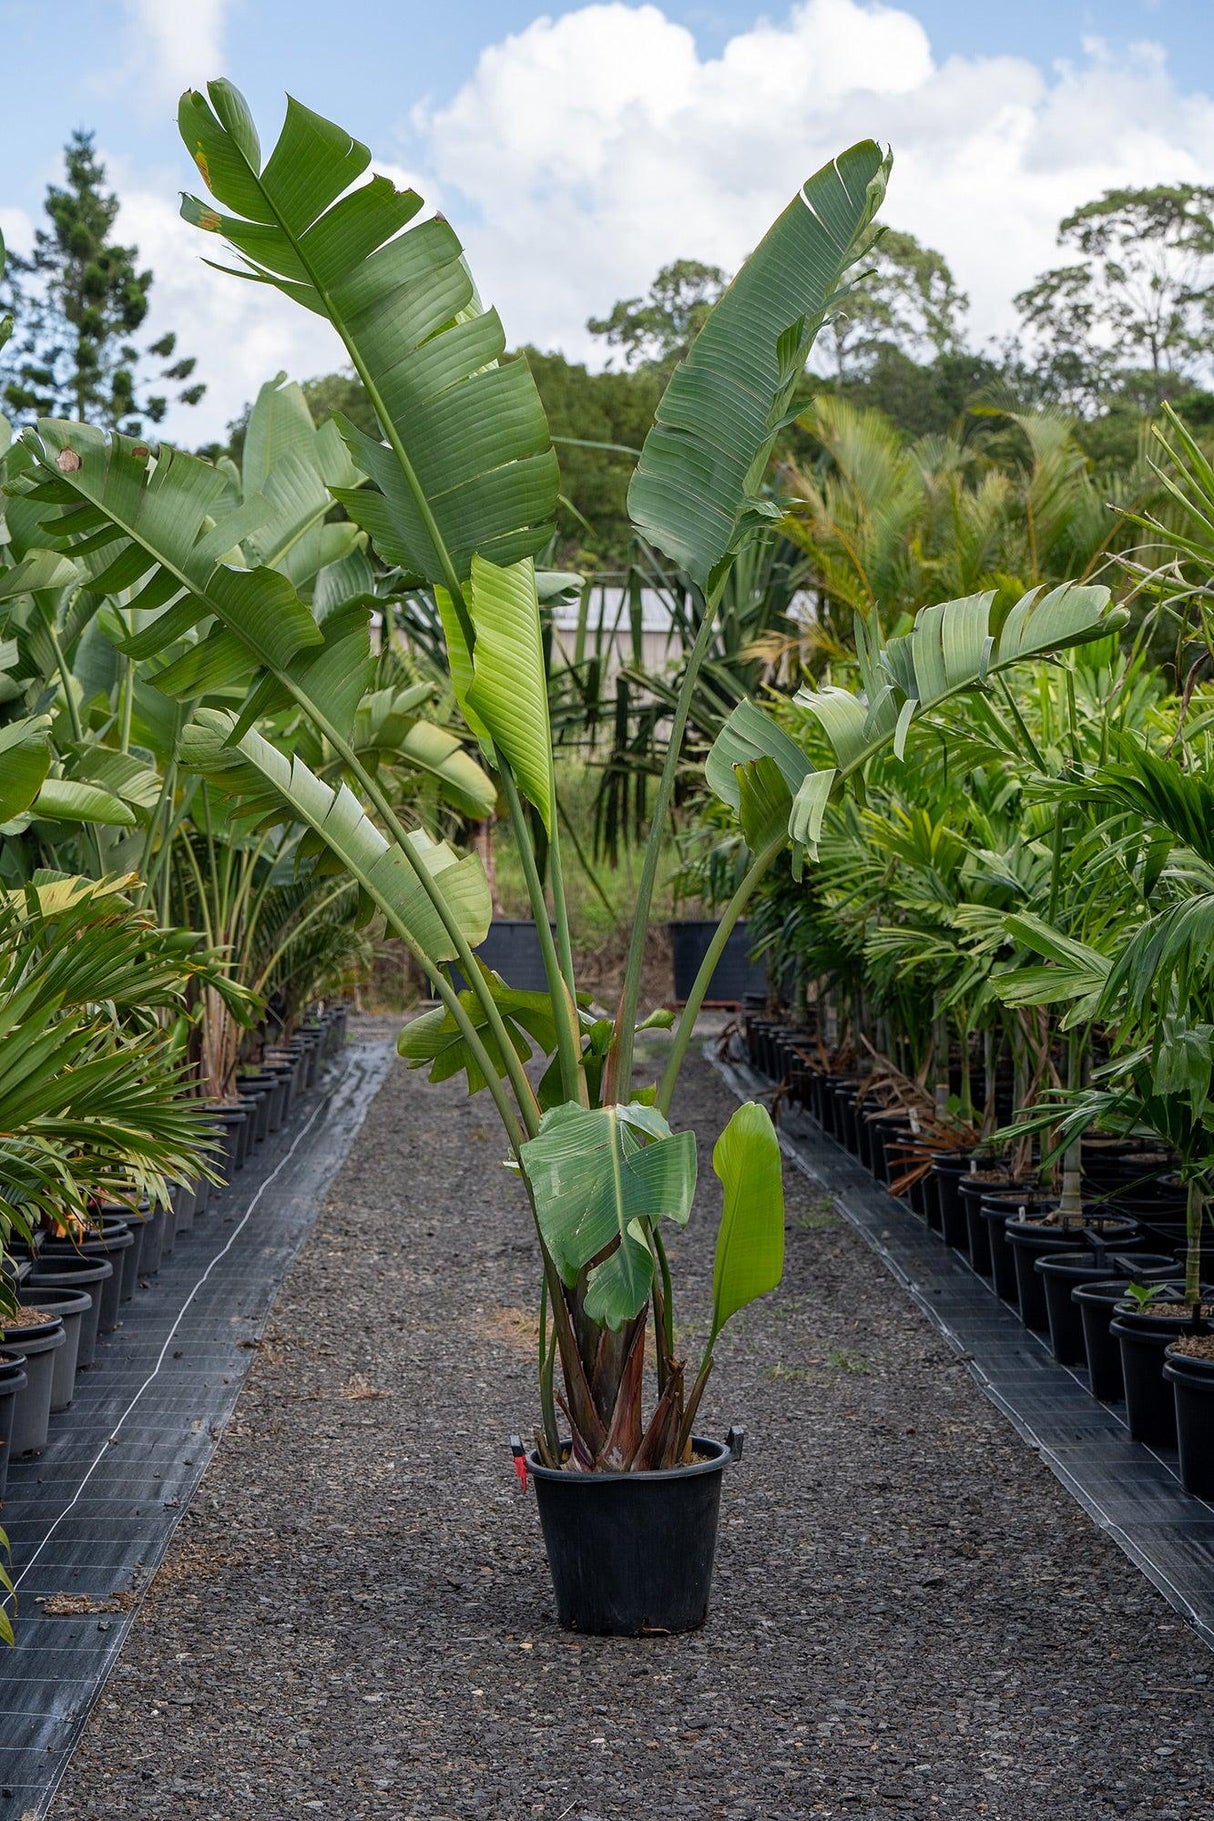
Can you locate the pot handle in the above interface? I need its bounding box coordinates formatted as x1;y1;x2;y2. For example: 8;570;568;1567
726;1425;745;1463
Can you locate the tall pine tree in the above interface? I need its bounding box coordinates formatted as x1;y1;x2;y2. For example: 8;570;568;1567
0;130;204;433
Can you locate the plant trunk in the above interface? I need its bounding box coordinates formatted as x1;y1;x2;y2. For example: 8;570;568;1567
1186;1177;1205;1313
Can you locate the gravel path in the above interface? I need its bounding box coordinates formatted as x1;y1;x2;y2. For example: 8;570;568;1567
50;1038;1214;1820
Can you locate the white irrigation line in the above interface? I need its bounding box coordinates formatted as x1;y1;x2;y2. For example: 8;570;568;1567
13;1089;332;1593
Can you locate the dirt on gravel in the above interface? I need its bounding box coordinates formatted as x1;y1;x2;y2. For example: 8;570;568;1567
49;1038;1214;1821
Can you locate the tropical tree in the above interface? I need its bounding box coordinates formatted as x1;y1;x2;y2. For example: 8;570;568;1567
1015;184;1214;410
588;259;728;372
5;83;1127;1480
0;131;204;432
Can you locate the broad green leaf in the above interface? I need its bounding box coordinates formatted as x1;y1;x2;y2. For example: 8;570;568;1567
0;716;52;822
397;967;560;1095
789;767;837;873
179;82;558;588
705;699;811;812
519;1102;697;1329
32;778;137;826
710;1101;784;1341
465;555;552;829
629;142;889;589
795;584;1128;780
180;707;491;961
737;755;793;854
15;421;374;745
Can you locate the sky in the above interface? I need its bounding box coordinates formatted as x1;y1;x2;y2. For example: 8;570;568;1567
0;0;1212;443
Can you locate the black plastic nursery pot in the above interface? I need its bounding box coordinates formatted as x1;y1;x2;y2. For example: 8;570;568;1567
15;1284;90;1412
1006;1217;1139;1333
957;1176;1029;1276
454;919;555;995
171;1178;197;1238
1163;1345;1214;1498
23;1254;112;1369
1038;1251;1174;1368
0;1353;27;1501
206;1105;248;1178
1;1315;66;1456
669;920;766;1005
930;1154;991;1250
525;1432;743;1636
40;1223;132;1333
236;1073;275;1142
1072;1277;1153;1402
977;1195;1057;1303
1109;1295;1212;1448
131;1203;166;1276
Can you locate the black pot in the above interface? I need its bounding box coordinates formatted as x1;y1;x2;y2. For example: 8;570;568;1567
236;1074;275;1143
669;921;766;1005
1;1316;66;1455
99;1204;151;1293
526;1432;742;1635
868;1115;914;1188
1110;1295;1211;1447
1038;1251;1174;1367
15;1285;90;1411
457;919;557;996
206;1106;248;1179
978;1196;1059;1303
133;1203;166;1276
958;1178;1030;1275
172;1178;198;1237
1164;1345;1214;1497
1007;1218;1139;1333
40;1224;132;1333
931;1155;997;1250
0;1353;28;1500
23;1255;113;1369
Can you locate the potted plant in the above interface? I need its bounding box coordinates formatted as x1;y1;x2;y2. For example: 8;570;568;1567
11;83;1128;1631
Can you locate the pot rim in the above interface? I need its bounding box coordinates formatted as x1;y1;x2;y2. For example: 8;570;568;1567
525;1433;735;1484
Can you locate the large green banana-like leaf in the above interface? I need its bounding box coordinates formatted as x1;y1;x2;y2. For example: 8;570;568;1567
239;374;364;588
180;707;490;960
398;968;561;1094
519;1102;697;1328
797;583;1126;774
710;1101;785;1342
31;777;137;827
463;556;552;829
707;585;1128;843
11;421;372;743
348;682;496;819
628;142;889;591
0;716;52;822
178;82;558;591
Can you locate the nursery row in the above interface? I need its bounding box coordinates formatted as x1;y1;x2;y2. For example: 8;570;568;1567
0;1006;347;1501
744;1009;1214;1498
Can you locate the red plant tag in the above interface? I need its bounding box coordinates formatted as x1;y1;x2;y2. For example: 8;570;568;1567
509;1435;528;1491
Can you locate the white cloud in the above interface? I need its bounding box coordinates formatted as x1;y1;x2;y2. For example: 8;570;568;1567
0;208;33;262
135;0;1214;442
112;175;344;445
415;0;1214;369
116;0;229;113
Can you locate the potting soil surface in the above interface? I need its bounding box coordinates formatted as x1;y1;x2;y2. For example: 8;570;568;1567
0;1034;394;1820
48;1033;1214;1820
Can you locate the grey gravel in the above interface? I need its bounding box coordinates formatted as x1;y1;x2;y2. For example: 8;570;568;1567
50;1036;1214;1819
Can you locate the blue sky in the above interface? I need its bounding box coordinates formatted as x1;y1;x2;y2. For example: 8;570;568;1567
1;1;1211;439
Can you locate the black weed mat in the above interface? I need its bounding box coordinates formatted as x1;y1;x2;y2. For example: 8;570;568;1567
0;1035;394;1818
710;1045;1214;1652
45;1046;1214;1821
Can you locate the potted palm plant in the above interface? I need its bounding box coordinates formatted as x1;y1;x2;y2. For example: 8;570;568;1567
8;83;1128;1632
